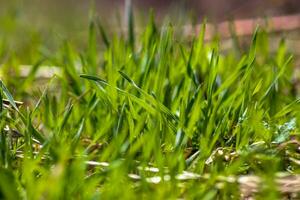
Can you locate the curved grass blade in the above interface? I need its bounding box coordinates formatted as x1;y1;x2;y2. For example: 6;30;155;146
118;70;178;122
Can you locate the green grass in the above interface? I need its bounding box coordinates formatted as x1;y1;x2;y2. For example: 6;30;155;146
1;6;300;199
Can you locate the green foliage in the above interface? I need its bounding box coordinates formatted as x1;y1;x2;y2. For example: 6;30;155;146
0;7;300;199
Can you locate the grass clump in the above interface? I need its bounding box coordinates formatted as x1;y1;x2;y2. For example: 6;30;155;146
0;10;300;199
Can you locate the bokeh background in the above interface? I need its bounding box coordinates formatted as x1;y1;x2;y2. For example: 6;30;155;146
1;0;300;29
1;0;300;65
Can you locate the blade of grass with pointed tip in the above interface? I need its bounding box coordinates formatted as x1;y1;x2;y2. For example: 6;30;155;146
0;80;18;112
125;0;135;51
96;17;110;48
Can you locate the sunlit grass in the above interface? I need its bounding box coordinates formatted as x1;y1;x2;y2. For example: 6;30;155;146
0;6;300;199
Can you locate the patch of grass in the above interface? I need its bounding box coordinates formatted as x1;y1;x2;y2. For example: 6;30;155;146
1;7;300;199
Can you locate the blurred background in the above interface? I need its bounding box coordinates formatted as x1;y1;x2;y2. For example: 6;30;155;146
0;0;300;64
1;0;300;30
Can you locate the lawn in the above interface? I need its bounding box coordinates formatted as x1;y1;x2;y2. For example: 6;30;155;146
1;4;300;200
